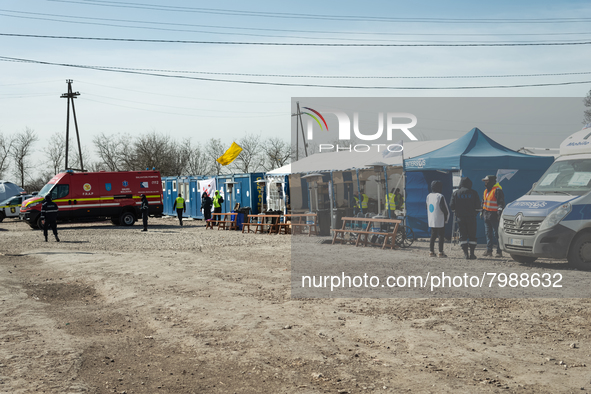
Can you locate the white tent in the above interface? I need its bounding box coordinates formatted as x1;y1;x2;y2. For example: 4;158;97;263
0;181;25;202
266;140;456;215
267;163;291;176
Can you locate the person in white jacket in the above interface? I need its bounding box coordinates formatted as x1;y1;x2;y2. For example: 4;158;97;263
426;180;450;257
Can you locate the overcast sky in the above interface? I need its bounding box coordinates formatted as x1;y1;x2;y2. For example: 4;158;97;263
1;0;591;173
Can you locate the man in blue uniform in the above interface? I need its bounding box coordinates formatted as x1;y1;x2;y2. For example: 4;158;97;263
41;195;59;242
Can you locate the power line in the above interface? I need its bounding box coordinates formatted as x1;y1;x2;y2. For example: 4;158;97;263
2;32;591;46
85;93;283;114
46;0;591;24
77;80;287;104
3;9;591;38
82;97;284;118
12;61;591;80
2;55;590;90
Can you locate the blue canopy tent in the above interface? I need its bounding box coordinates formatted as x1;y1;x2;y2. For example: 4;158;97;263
404;128;554;242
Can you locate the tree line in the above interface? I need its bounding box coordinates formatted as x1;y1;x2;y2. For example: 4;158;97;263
0;129;290;193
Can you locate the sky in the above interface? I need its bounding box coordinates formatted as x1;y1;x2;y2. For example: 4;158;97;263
2;0;591;178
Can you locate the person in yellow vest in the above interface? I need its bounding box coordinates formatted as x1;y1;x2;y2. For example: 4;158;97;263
385;188;397;214
212;190;224;225
173;193;186;226
481;175;505;257
353;191;369;213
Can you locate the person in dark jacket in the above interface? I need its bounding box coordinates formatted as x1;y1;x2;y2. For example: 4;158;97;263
140;194;149;231
40;195;59;242
481;175;506;257
394;188;404;210
450;177;481;259
201;191;213;222
426;180;449;257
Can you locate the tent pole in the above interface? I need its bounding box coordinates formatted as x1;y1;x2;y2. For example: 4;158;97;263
330;171;335;232
356;169;363;215
384;166;390;219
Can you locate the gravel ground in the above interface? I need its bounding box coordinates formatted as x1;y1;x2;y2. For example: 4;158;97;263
1;216;591;393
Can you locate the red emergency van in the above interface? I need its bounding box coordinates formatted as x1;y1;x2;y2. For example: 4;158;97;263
20;170;163;229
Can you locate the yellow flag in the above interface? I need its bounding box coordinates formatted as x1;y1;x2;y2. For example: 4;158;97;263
216;142;243;166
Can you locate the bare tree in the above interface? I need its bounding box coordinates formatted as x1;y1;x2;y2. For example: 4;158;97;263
45;132;65;175
262;137;290;171
206;138;226;175
118;138;137;172
0;132;13;179
133;132;190;176
70;144;91;172
186;140;210;175
232;133;263;173
93;133;124;171
11;128;38;187
585;90;591;124
24;170;53;193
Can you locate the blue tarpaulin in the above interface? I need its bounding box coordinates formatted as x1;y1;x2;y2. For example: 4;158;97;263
404;128;554;242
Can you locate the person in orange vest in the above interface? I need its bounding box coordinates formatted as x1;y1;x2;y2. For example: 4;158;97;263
481;175;505;257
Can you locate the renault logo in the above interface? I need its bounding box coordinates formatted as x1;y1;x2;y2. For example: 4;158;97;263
515;213;524;228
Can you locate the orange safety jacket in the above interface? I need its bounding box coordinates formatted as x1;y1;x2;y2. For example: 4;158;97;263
482;183;502;211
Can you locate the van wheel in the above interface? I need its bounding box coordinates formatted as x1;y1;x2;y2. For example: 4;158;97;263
119;211;136;226
35;215;43;230
510;254;537;264
0;212;4;223
567;233;591;270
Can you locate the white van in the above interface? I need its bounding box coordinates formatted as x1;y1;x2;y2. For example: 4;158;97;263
499;125;591;268
0;194;34;222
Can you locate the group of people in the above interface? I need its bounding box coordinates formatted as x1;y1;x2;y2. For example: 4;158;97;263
353;188;404;213
167;190;224;227
426;175;505;259
40;188;227;240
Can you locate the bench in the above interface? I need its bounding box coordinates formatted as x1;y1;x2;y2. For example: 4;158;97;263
332;217;401;249
242;214;282;234
207;212;237;230
280;213;318;236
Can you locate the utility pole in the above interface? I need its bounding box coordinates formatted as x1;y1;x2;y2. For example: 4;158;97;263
61;80;84;171
291;101;308;162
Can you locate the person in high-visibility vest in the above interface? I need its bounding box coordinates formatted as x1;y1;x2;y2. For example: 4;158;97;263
481;175;506;258
385;188;396;215
212;190;224;225
173;193;186;226
353;191;369;213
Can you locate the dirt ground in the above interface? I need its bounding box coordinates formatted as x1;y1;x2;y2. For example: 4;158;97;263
1;216;591;393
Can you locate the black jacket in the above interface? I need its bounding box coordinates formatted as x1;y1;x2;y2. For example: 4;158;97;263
40;200;59;221
201;195;213;211
450;177;481;218
140;197;149;212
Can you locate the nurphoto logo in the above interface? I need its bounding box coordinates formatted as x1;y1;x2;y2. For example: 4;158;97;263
301;107;418;153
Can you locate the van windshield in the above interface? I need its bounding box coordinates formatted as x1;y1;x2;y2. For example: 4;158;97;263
531;159;591;196
38;183;53;197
